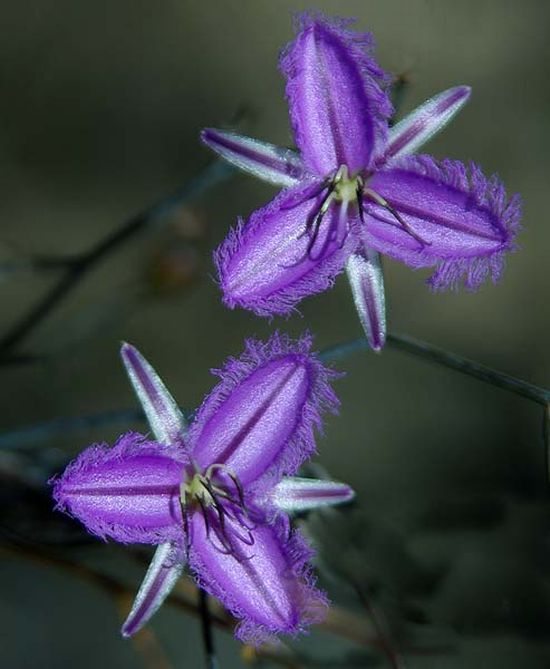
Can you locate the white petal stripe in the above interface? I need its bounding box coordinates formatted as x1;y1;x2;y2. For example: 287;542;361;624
272;477;355;513
121;343;187;445
122;541;185;637
385;86;471;163
201;128;304;187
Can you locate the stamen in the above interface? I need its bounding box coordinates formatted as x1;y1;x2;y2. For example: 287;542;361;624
227;471;246;509
210;521;235;555
179;497;191;558
335;198;350;249
230;506;257;532
307;197;338;261
281;165;367;269
180;465;256;560
280;178;331;211
197;496;211;539
363;187;431;247
356;183;366;226
298;182;336;256
201;479;229;533
281;187;337;269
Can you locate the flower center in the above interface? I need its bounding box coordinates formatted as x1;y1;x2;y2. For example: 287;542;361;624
332;165;363;204
287;164;364;265
179;464;256;557
287;164;430;267
180;472;215;508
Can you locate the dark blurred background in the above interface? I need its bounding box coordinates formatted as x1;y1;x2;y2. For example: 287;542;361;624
1;1;549;667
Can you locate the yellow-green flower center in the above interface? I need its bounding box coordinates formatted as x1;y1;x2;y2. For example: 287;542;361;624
180;472;214;508
332;165;363;204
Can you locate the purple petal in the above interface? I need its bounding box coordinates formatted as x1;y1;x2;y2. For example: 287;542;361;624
280;12;392;176
383;86;471;164
364;156;521;290
271;477;354;512
52;433;185;544
121;343;187;448
122;541;185;637
189;513;326;642
188;333;340;489
201;128;305;187
346;246;386;351
216;181;358;317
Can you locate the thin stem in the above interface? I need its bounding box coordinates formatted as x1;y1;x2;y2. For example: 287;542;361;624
543;404;550;482
198;588;218;669
0;160;234;360
0;255;79;278
2;334;548;451
0;543;292;669
0;409;145;450
3;543;449;662
320;332;550;406
389;72;411;126
352;583;405;669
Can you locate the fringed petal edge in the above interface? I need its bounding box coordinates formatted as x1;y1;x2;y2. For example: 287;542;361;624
281;11;393;173
50;432;186;545
188;332;341;491
190;515;328;646
382;155;521;291
215;211;359;318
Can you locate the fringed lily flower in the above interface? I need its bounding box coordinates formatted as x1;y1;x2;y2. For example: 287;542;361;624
202;13;521;351
52;334;353;642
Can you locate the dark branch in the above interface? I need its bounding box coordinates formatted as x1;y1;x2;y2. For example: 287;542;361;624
320;332;550;406
199;588;218;669
1;333;548;452
0;161;234;361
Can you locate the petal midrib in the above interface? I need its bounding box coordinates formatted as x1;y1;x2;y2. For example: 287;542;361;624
367;200;505;243
195;362;304;471
312;28;348;171
63;484;179;497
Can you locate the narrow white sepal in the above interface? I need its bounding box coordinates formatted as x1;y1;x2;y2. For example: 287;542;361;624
201;128;304;187
120;343;187;445
121;541;185;637
272;477;355;513
346;248;386;351
386;85;471;163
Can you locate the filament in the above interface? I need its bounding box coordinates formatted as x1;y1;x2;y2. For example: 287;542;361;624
180;465;256;560
363;187;431;247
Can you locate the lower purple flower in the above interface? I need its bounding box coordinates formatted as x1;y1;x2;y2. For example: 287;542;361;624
52;334;354;643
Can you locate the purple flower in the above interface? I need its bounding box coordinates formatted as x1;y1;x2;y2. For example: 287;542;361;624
52;334;353;642
202;13;521;351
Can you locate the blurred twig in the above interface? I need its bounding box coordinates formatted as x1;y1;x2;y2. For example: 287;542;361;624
544;403;550;482
0;255;83;278
2;541;447;666
352;583;405;669
1;333;548;452
0;160;234;363
199;588;219;669
389;72;411;125
320;333;550;406
321;333;550;485
0;408;145;450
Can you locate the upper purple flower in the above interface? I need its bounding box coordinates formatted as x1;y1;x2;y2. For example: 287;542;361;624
52;334;353;643
202;13;521;351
